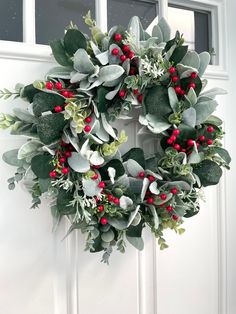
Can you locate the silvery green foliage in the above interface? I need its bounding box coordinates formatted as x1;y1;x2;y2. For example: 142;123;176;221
0;14;230;262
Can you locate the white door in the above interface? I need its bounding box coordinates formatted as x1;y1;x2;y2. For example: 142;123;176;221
0;1;235;314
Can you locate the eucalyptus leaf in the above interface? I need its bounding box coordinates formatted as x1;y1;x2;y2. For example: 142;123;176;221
68;152;90;173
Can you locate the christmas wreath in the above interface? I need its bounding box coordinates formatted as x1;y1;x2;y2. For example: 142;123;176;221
0;13;231;263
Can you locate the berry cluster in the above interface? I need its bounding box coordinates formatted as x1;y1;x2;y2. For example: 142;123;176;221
95;192;121;225
169;67;198;96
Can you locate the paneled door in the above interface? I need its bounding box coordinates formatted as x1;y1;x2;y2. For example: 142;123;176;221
0;1;235;314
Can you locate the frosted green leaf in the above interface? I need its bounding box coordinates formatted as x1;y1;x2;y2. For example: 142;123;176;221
68;152;90;173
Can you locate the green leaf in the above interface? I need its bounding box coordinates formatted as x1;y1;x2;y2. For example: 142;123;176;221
168;87;178;112
182;107;196;128
49;39;72;66
2;149;23;167
97;86;109;113
68;152;90;173
170;46;188;64
144;85;172;116
126;235;144;250
82;178;102;196
21;84;40;103
194;100;218;125
31;154;54;178
145;114;171;134
37;113;67;145
198;52;210;77
39;178;51;193
108;218;127;230
99;65;124;82
64;29;87;55
73;49;95;74
214;147;231;165
194;160;223;186
128;16;145;44
185;87;197;106
127;159;144;177
122;148;145;168
13;108;36;123
181;51;200;69
33;92;65;117
18;140;43;160
204;115;223;127
158;17;171;41
152;24;163;43
56;189;76;215
99;159;125;180
46;66;72;79
101;230;115;242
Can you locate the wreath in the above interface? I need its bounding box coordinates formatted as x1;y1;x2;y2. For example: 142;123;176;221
0;13;231;263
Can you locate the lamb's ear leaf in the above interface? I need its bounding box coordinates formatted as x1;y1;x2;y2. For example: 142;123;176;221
122;148;145;168
64;29;87;55
31;154;54;179
158;17;171;42
2;149;23;167
49;39;72;66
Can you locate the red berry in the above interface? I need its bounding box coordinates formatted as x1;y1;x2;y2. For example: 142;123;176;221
175;86;182;94
147;197;154;204
181;148;186;153
49;170;57;178
160;193;167;200
107;194;114;202
45;81;54;90
207;126;214;133
98;181;105;189
199;135;205;142
100;217;108;225
169;67;176;74
148;175;155;182
133;89;139;95
119;89;126;97
173;143;181;151
98;205;105;212
167;138;173;145
189;83;196;89
65;151;72;158
166;205;174;212
180;90;186;96
55;82;63;90
207;139;213;145
114;33;122;41
172;129;180;136
113;197;120;205
62;167;69;174
191;72;198;79
61;90;69;97
68;91;74;98
171;187;178;195
122;45;130;53
60;141;69;147
172;214;179;221
54;106;63;113
129;67;136;75
172;76;179;83
84;116;92;123
187;139;194;147
84;125;91;133
112;48;119;56
95;196;100;203
137;94;143;103
92;173;99;180
128;51;135;59
138;171;145;178
170;135;176;142
59;157;66;164
120;55;127;62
